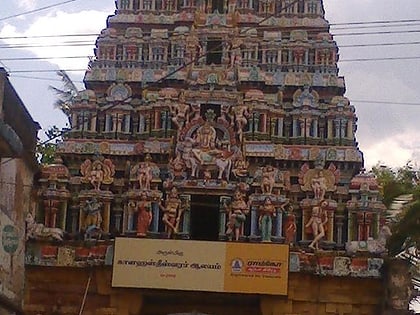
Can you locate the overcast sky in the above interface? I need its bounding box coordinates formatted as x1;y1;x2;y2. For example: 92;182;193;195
1;0;420;172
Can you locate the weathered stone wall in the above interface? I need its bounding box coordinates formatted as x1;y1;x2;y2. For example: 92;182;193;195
24;266;382;315
0;158;34;306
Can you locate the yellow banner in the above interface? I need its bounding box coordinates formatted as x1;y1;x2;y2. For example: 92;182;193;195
112;238;289;295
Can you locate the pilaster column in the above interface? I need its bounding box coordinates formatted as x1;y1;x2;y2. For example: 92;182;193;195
250;206;258;237
277;117;283;136
327;119;333;139
292;118;298;137
275;208;282;237
151;202;159;233
347;119;353;139
313;118;318;137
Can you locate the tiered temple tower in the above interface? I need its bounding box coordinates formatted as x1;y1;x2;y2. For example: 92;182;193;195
25;1;395;315
43;0;368;244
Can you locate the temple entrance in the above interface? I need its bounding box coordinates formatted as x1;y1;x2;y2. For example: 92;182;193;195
190;195;220;241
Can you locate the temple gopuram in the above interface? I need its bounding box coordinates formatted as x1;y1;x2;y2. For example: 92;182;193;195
24;1;407;315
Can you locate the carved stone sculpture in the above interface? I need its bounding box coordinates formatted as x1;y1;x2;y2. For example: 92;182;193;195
82;197;103;239
136;191;153;237
305;199;328;250
284;205;297;245
25;212;64;241
160;187;183;238
226;189;249;241
259;197;276;242
81;159;115;190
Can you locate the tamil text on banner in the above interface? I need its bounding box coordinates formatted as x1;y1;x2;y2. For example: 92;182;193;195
112;238;289;295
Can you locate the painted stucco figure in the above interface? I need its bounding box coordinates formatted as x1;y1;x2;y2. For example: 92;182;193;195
226;190;249;241
284;204;297;245
259;197;276;242
136;191;152;237
160;187;183;238
306;199;328;250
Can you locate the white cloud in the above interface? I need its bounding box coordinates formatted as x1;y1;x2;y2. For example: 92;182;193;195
362;131;420;170
17;0;37;10
0;10;110;73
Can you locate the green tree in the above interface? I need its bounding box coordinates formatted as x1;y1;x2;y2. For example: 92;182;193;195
49;70;79;123
37;70;79;164
371;162;420;311
36;125;63;164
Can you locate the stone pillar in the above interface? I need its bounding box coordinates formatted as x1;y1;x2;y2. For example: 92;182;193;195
71;205;79;234
284;120;291;139
103;200;111;233
60;200;68;231
91;113;97;132
292;118;298;137
347;119;353;139
105;114;112;132
277;117;283;136
275;208;282;237
219;198;228;239
327;210;334;242
250;206;258;238
327;119;333;139
114;208;123;233
124;114;130;132
334;118;341;138
139;114;145;133
127;201;135;232
151;202;159;233
340;118;347;139
180;195;190;236
335;214;344;246
313;118;318;137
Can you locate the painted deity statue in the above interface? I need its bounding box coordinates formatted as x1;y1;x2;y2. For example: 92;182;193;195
232;102;250;142
136;191;152;237
89;163;104;190
226;190;249;241
138;161;153;191
170;91;190;131
160;187;183;238
194;121;217;150
232;154;249;178
306;199;328;250
259;197;276;242
261;165;277;194
80;159;115;191
283;204;297;245
83;197;103;238
311;170;327;200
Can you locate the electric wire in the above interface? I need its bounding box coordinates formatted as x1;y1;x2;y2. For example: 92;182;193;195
0;0;78;22
2;26;420;42
330;18;420;27
0;0;302;167
2;17;420;42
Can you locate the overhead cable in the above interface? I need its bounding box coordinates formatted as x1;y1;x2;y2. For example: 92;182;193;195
0;0;77;22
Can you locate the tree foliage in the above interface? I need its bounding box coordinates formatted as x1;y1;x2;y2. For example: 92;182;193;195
48;70;79;123
371;162;420;310
36;126;63;165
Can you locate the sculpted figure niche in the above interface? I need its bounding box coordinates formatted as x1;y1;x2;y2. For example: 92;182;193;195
82;197;103;239
159;187;184;238
129;154;160;190
170;90;190;131
174;109;236;180
305;199;328;250
299;162;339;200
225;189;249;241
81;158;115;191
135;191;153;237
